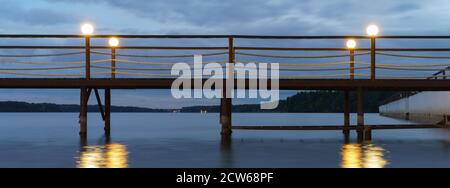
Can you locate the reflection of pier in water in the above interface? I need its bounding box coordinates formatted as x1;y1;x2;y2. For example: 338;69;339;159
341;143;388;168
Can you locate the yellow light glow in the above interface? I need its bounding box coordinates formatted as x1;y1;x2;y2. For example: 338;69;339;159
363;144;388;168
81;23;94;35
366;24;379;36
77;143;128;168
341;144;363;168
346;39;357;49
340;143;388;168
108;37;120;47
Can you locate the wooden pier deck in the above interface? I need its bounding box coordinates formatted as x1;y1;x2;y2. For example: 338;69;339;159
2;78;450;90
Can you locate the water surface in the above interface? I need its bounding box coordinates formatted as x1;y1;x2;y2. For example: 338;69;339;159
0;113;450;168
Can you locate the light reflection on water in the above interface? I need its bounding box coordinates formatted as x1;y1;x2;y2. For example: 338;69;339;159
76;141;388;168
77;143;129;168
341;143;388;168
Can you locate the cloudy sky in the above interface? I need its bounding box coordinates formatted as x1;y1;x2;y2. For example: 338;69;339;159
2;0;450;35
0;0;450;108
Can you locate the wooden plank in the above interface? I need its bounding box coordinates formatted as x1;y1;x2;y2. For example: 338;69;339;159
233;125;347;130
232;124;442;130
3;78;450;90
369;124;442;129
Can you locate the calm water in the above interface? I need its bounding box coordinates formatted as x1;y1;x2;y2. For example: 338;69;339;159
0;113;450;168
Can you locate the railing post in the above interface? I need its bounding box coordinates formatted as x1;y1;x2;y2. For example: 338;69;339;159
111;48;116;79
220;37;233;136
85;36;91;80
350;49;355;80
370;37;376;80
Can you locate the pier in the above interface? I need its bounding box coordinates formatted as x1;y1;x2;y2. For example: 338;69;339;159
2;32;450;142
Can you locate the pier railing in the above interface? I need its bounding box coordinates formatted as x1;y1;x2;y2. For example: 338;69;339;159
2;35;450;80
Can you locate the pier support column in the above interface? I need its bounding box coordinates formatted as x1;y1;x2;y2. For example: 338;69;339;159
221;37;234;136
357;87;365;141
79;87;88;137
220;98;232;136
343;90;350;135
104;88;111;135
364;127;372;141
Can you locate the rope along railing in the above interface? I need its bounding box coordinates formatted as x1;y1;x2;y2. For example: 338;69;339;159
0;35;450;79
92;71;367;79
236;59;369;66
0;66;84;71
0;59;84;65
91;64;370;72
236;52;370;58
91;51;228;58
377;63;450;67
375;52;450;80
377;52;450;59
0;51;84;57
92;59;229;65
0;49;85;77
0;72;82;77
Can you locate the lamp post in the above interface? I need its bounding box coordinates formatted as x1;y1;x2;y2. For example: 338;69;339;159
346;39;356;80
343;39;357;136
354;24;378;141
108;37;119;79
81;23;94;79
103;37;119;136
366;24;379;80
79;23;94;137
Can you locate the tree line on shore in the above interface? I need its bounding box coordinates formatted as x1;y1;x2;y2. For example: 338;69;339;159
0;91;396;113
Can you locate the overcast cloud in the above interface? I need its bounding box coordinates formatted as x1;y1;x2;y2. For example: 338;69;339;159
0;0;450;108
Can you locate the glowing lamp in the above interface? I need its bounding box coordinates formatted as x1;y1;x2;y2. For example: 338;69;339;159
109;37;119;47
81;23;94;35
346;39;357;49
366;24;379;36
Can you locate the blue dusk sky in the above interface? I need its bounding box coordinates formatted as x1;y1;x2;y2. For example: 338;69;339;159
0;0;450;108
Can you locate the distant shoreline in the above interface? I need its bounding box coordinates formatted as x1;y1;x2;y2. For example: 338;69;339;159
0;91;392;113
